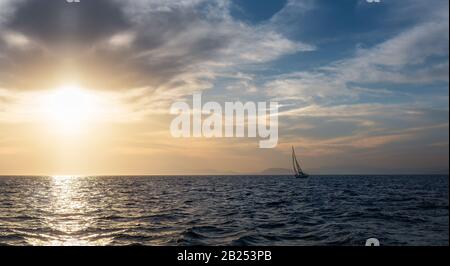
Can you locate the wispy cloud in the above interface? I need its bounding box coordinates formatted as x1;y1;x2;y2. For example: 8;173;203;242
267;14;449;102
0;0;312;93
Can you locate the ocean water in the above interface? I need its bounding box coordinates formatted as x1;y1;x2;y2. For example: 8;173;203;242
0;175;448;246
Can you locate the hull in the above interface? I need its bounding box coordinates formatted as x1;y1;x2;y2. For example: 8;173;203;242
295;173;309;179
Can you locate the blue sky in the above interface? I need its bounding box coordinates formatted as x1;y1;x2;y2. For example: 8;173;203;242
0;0;448;175
201;0;449;174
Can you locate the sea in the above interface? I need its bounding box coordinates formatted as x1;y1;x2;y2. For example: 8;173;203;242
0;175;448;246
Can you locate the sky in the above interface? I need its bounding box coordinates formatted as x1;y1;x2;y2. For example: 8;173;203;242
0;0;448;175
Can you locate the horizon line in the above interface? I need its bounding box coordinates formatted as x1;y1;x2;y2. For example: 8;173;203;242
1;173;449;177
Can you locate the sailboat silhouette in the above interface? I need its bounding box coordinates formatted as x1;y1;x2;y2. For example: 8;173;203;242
292;146;309;179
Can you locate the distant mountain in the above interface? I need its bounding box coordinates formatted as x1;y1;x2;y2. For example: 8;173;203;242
260;168;292;175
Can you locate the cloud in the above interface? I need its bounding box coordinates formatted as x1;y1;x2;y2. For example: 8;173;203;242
334;20;449;84
269;0;316;33
267;11;449;102
279;115;448;157
0;0;311;104
0;0;24;25
1;30;32;48
0;0;317;124
264;8;449;163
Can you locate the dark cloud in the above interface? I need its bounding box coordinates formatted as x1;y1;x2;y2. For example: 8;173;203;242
0;0;130;90
7;0;129;46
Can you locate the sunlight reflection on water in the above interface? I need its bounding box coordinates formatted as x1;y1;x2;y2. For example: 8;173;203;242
0;175;448;246
26;176;113;246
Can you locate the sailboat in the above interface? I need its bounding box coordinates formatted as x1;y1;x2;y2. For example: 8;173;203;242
292;146;309;179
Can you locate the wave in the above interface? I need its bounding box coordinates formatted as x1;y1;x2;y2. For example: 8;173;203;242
0;175;447;246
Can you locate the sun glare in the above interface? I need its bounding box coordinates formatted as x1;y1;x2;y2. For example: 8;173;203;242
41;85;100;134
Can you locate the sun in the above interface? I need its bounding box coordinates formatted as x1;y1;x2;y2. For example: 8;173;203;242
41;84;100;134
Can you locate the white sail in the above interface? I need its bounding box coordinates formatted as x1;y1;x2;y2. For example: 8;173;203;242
292;147;299;174
292;146;303;174
292;146;308;178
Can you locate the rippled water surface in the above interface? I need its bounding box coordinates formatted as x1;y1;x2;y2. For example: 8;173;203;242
0;175;448;246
